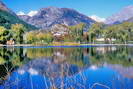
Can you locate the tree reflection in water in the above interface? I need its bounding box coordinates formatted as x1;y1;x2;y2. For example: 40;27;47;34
0;46;133;89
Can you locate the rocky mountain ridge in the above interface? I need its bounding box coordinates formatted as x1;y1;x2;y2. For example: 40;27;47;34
18;7;96;29
105;5;133;24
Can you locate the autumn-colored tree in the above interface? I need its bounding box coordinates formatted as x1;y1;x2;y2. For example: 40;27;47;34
11;24;26;44
42;33;53;43
25;32;37;43
0;26;6;44
69;23;86;42
0;26;11;44
88;23;104;43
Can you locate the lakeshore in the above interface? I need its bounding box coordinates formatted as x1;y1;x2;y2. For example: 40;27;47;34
0;43;133;47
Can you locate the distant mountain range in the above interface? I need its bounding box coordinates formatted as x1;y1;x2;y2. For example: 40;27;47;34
105;5;133;24
18;7;96;29
1;0;133;31
127;17;133;22
0;1;36;30
18;5;133;28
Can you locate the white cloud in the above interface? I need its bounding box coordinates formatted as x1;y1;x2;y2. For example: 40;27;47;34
27;11;38;17
17;11;26;15
89;15;106;22
17;10;38;17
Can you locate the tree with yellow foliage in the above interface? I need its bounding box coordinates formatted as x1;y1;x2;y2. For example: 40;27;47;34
11;24;26;44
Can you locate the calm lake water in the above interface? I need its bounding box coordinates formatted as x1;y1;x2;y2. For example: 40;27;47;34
0;46;133;89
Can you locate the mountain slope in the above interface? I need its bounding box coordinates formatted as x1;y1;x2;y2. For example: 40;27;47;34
18;7;95;29
0;0;16;15
126;17;133;22
0;1;36;31
105;5;133;24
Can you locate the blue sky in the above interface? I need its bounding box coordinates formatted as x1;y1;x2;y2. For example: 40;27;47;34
3;0;133;18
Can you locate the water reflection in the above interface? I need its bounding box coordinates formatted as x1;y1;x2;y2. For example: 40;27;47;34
0;46;133;89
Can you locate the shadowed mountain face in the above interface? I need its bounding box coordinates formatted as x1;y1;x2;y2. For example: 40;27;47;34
18;15;31;21
105;5;133;24
18;7;95;29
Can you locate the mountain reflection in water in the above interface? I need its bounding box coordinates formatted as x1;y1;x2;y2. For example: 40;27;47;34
0;46;133;89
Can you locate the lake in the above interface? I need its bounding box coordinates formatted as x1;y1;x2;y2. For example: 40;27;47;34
0;46;133;89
